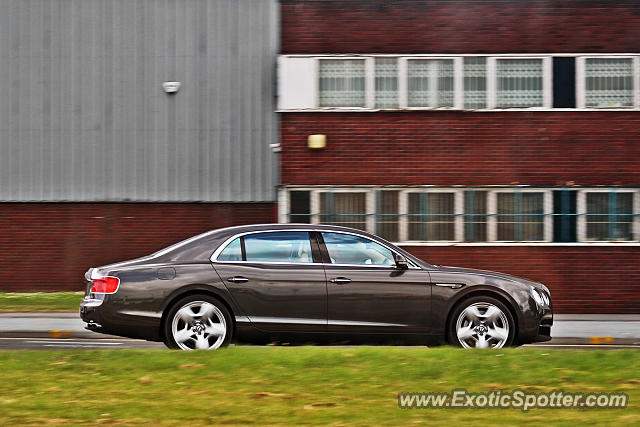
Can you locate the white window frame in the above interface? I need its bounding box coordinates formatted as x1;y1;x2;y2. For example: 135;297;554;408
576;189;639;242
487;189;553;243
576;55;640;109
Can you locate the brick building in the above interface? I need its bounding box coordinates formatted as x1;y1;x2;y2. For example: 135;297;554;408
277;0;640;313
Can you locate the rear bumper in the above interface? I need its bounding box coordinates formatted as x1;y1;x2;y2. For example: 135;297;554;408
79;296;162;341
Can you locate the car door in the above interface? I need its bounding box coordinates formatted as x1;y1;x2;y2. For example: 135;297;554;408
211;230;327;332
319;231;431;335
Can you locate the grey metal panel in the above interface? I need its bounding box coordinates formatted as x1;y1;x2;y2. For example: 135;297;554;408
0;0;277;202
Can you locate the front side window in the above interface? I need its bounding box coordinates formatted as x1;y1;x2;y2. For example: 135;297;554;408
243;232;313;263
319;59;365;107
585;58;634;108
322;232;395;266
497;192;545;241
496;59;543;108
585;192;634;240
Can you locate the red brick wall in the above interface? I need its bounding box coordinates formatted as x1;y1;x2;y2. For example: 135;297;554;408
0;203;276;292
282;0;640;54
401;245;640;314
281;112;640;186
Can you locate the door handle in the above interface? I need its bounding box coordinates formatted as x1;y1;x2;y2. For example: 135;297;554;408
434;283;464;289
330;277;351;285
227;276;249;283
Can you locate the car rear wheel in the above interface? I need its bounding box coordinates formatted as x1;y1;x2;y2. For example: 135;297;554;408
447;296;515;349
164;295;232;350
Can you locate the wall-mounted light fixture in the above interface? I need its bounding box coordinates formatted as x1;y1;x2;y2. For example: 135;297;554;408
307;134;326;149
162;81;182;94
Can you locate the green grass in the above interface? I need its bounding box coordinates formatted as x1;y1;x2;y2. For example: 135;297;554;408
0;347;638;425
0;292;83;312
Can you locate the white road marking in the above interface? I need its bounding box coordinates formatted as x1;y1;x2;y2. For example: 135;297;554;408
26;340;123;345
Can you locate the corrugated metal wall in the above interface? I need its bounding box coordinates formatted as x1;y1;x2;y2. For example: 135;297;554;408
0;0;278;202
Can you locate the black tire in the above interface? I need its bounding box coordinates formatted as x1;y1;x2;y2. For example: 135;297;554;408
163;294;233;350
447;295;515;349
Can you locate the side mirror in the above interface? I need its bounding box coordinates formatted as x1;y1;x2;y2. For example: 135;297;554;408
394;254;409;270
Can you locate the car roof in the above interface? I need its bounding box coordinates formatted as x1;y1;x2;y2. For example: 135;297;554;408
154;223;429;268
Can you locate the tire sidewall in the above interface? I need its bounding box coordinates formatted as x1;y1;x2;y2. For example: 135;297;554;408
447;295;516;348
164;295;233;350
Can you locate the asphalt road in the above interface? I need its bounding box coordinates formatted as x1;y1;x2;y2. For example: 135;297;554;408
0;337;638;350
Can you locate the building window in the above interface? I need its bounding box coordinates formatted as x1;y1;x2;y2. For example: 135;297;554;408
407;59;454;108
279;54;640;111
581;191;635;241
406;192;456;241
495;192;546;241
318;59;366;107
282;187;638;243
496;59;544;108
464;190;488;241
585;58;634;108
375;58;398;108
376;190;400;242
463;57;487;109
318;191;368;231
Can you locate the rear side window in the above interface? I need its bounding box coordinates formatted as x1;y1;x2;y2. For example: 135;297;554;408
217;238;242;261
321;232;395;266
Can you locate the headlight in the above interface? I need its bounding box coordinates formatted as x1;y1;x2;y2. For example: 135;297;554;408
531;287;545;307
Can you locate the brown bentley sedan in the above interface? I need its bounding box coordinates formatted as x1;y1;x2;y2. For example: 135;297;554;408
80;224;552;350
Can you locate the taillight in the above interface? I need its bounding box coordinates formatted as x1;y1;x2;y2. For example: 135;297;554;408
91;276;120;294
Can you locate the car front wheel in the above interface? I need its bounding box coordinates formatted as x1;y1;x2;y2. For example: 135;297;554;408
447;296;515;349
164;295;232;350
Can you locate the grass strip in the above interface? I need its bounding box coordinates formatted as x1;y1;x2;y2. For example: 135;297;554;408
0;346;638;425
0;292;83;312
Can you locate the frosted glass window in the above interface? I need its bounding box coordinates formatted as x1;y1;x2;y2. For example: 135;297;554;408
319;60;366;107
496;59;543;108
585;58;633;108
375;58;398;108
464;57;487;109
408;59;454;107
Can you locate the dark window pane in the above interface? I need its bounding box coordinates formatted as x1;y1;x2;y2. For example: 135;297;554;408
244;232;312;263
289;191;310;223
553;190;576;242
553;57;576;108
217;238;242;261
322;232;395;266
